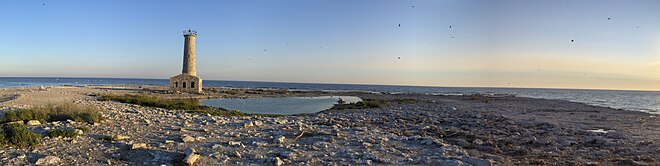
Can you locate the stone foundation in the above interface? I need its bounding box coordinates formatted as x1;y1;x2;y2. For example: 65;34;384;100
169;74;202;93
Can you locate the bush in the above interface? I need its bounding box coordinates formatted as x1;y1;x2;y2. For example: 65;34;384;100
1;103;104;124
48;128;79;138
2;124;41;148
0;132;7;145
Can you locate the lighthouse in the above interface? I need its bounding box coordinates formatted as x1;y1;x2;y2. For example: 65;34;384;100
169;30;203;93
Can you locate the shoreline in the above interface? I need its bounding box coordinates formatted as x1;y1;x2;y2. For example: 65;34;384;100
0;85;658;165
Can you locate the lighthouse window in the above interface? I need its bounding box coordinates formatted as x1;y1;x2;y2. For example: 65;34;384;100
183;82;186;88
191;82;195;88
175;82;178;88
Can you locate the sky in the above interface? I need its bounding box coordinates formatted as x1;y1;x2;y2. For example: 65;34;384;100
1;0;659;91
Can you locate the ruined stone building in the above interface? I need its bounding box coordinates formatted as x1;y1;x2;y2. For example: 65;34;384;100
170;30;202;93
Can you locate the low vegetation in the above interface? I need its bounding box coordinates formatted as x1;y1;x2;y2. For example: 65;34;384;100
48;128;80;138
1;103;104;124
329;98;418;110
0;124;41;148
97;94;278;117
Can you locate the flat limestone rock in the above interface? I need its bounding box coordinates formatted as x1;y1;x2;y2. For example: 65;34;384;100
26;120;41;126
182;135;195;143
35;156;61;165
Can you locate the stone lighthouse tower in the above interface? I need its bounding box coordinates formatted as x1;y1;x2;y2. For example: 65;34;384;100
169;30;202;93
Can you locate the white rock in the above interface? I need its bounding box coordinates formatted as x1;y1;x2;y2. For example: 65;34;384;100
35;156;61;165
228;141;242;146
274;136;286;144
26;120;41;126
275;157;284;166
73;129;84;135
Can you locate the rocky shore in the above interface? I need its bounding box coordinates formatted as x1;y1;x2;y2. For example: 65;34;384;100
0;85;657;165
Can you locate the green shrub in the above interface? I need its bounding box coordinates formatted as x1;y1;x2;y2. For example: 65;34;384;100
75;127;90;133
1;103;104;124
2;124;41;148
48;128;79;138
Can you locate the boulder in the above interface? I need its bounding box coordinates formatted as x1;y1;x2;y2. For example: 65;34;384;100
183;147;200;165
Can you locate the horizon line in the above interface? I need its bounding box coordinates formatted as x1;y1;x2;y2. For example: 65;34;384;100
1;76;658;93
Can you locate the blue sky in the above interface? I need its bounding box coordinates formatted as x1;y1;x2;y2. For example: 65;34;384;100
1;0;659;90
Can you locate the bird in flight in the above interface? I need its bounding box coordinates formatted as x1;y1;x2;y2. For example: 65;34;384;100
571;39;574;42
607;17;612;20
397;56;401;60
449;25;452;28
398;24;401;27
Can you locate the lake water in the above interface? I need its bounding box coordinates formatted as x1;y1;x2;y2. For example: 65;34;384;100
201;96;362;115
1;77;659;115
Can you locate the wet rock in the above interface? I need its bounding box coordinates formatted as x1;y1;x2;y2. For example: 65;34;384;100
462;157;492;166
35;156;61;165
438;159;464;166
617;159;649;166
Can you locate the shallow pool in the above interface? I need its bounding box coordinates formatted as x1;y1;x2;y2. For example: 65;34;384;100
201;96;362;115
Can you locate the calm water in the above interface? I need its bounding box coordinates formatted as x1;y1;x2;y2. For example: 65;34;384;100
1;77;659;115
201;96;362;115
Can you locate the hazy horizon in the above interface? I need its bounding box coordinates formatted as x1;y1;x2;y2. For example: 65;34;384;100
1;0;659;91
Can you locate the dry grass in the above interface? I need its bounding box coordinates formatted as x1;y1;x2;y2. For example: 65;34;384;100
2;103;104;124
